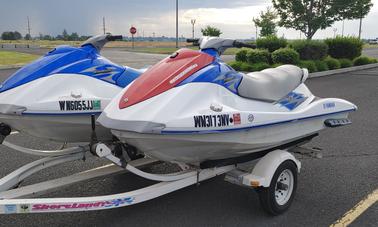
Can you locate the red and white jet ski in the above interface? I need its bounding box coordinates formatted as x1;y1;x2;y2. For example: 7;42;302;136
98;37;357;166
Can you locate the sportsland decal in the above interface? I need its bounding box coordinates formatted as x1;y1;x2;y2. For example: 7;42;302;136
30;197;134;212
1;197;134;213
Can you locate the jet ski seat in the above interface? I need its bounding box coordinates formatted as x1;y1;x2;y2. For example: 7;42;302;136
238;65;307;102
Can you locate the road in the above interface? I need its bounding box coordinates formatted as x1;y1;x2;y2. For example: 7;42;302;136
0;57;377;226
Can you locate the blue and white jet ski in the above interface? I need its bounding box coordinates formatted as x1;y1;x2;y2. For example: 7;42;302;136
0;34;145;142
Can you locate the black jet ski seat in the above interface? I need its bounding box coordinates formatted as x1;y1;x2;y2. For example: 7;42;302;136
238;65;309;102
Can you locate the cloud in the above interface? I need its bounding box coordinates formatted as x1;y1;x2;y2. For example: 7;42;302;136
0;0;377;39
182;5;268;26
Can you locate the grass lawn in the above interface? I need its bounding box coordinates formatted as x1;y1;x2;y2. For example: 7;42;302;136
363;44;378;49
0;51;39;66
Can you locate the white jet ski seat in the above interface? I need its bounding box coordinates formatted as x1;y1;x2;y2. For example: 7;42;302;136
238;65;308;102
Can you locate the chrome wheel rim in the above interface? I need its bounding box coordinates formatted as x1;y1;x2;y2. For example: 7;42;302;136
274;169;294;206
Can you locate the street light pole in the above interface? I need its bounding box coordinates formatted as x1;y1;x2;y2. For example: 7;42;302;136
333;28;337;38
176;0;179;48
358;7;363;39
191;19;196;39
358;18;363;39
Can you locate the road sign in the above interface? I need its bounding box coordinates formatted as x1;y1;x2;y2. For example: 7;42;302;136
130;27;137;35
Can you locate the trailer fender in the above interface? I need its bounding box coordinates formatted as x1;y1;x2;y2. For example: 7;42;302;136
242;150;301;188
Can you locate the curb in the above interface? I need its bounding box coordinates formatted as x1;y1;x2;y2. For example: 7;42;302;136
309;63;378;78
0;65;23;70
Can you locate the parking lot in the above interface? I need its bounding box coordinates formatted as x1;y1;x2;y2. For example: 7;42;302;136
0;55;377;226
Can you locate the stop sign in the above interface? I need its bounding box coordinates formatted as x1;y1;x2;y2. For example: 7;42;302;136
130;26;137;35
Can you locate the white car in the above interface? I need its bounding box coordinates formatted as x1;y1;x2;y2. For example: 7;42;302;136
368;39;378;44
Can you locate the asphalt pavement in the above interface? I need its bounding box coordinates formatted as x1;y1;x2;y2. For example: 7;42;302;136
0;57;377;226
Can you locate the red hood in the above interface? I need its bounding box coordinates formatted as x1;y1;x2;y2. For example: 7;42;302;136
119;49;214;109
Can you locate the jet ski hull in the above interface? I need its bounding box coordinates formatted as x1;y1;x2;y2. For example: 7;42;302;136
0;74;122;142
0;113;111;142
99;79;356;165
110;111;350;164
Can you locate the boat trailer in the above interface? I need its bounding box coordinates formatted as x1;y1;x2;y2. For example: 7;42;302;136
0;134;310;215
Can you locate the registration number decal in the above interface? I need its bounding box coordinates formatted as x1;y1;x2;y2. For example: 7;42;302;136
59;100;101;111
193;113;241;128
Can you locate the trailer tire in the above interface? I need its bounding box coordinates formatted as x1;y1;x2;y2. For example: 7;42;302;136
258;160;297;215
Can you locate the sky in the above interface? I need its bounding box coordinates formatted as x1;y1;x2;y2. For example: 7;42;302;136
0;0;377;39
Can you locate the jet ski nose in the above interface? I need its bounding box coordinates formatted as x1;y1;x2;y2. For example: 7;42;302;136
0;104;26;115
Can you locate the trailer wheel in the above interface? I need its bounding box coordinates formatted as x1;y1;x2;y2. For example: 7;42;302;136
258;160;297;215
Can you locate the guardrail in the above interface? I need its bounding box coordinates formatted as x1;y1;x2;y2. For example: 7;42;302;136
0;44;40;49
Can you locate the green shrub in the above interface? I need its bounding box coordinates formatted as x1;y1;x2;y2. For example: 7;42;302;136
251;62;271;71
325;36;363;60
228;61;242;71
353;56;377;66
256;35;288;52
246;49;270;64
324;57;341;70
338;58;353;68
235;49;249;62
271;63;283;68
271;48;300;64
240;62;255;71
228;61;271;72
289;40;328;60
298;60;317;73
314;60;329;71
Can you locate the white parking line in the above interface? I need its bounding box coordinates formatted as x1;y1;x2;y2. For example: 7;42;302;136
330;188;378;227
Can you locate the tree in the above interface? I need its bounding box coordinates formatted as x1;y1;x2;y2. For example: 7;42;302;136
69;32;79;41
24;34;32;40
1;31;22;40
13;31;22;40
253;7;278;37
201;26;222;37
1;32;14;40
62;29;69;41
272;0;373;39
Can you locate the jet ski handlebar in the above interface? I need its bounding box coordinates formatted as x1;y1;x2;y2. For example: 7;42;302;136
233;41;256;49
107;35;123;41
186;38;200;46
81;34;123;52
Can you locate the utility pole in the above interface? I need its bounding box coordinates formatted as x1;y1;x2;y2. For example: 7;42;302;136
191;19;196;39
103;17;106;34
253;18;258;40
255;25;258;40
27;16;31;37
342;20;345;37
176;0;179;48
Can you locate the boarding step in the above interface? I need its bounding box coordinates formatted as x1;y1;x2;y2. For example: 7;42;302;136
324;118;352;128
